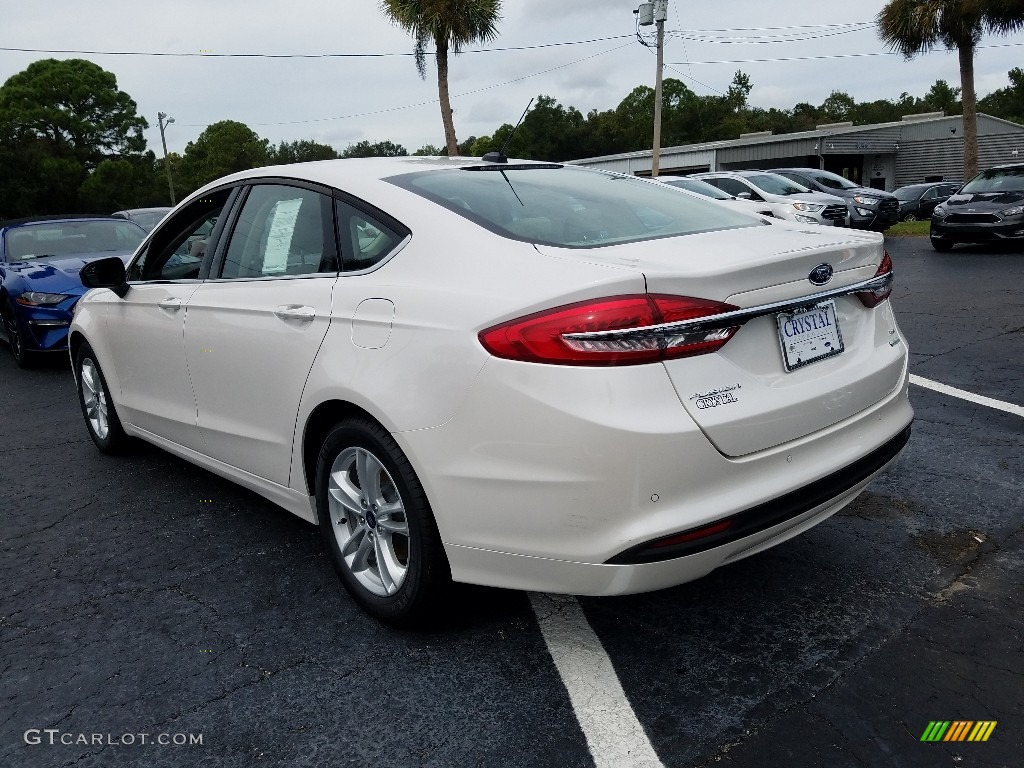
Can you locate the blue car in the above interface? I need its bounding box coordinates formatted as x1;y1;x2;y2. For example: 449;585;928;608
0;216;146;367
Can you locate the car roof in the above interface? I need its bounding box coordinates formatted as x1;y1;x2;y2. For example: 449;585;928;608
893;182;959;191
0;214;127;231
113;207;173;215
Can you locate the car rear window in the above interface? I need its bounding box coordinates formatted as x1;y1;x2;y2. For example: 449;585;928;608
387;166;760;248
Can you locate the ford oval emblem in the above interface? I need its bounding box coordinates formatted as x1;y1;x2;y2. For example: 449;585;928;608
808;263;834;286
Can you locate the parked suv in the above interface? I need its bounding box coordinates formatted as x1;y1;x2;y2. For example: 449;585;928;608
892;182;961;221
771;168;899;230
690;171;850;226
930;163;1024;250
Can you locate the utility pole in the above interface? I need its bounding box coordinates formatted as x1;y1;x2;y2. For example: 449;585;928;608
157;112;176;205
637;1;668;177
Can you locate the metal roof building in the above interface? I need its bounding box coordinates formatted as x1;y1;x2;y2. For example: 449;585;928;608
568;112;1024;191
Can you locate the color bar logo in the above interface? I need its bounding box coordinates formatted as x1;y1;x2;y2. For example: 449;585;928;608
920;721;997;742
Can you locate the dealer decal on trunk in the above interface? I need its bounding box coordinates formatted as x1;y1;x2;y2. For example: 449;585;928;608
690;383;741;410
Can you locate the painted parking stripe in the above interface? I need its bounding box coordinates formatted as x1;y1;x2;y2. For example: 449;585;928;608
530;593;665;768
909;374;1024;418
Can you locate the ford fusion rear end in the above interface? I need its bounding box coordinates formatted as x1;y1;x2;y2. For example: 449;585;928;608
387;166;912;595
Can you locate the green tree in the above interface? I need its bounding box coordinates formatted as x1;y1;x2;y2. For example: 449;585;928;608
178;120;270;193
381;0;502;156
877;0;1024;178
413;143;445;155
79;153;166;211
340;139;408;158
268;139;339;164
979;67;1024;122
821;91;857;122
924;79;963;113
0;58;148;216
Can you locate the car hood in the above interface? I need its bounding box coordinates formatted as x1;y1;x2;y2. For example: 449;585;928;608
3;252;133;294
782;192;846;205
943;191;1024;211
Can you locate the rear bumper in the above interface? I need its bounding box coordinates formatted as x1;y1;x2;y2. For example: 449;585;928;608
400;351;913;595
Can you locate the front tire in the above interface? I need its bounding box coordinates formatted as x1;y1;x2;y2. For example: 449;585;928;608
901;212;918;222
930;236;954;252
3;303;36;368
76;343;128;453
315;417;448;626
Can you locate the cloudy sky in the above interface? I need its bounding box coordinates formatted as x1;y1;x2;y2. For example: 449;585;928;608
3;0;1023;157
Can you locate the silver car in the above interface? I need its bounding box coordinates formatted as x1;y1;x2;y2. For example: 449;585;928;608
691;171;850;226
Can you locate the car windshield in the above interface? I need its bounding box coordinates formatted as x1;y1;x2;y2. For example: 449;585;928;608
746;174;810;196
389;166;760;248
662;178;733;200
893;187;920;201
959;167;1024;194
5;220;146;260
809;170;860;191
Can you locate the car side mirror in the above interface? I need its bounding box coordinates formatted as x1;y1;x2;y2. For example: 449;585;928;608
736;192;752;200
81;256;129;298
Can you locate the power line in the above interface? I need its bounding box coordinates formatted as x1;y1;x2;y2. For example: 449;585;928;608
0;35;633;59
178;42;634;128
667;40;1024;67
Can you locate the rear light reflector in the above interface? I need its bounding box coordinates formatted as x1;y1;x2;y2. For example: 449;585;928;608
857;250;893;308
479;294;741;366
648;519;733;549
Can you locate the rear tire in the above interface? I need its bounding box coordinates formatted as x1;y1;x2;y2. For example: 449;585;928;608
75;343;128;454
902;212;917;222
930;237;954;252
315;417;448;626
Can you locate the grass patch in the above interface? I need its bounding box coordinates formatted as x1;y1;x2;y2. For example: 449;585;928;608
885;220;930;237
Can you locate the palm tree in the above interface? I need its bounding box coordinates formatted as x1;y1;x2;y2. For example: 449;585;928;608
877;0;1024;179
382;0;502;156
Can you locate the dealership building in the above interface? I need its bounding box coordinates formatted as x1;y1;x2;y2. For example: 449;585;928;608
570;112;1024;191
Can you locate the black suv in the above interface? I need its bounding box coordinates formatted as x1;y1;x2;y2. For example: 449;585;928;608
771;167;900;231
930;163;1024;251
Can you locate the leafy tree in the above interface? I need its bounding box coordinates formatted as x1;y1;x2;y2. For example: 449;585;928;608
924;79;963;113
268;139;339;165
79;155;164;212
340;139;408;158
178;120;270;193
979;66;1024;122
382;0;502;156
0;58;148;216
821;91;857;122
413;143;445;156
877;0;1024;178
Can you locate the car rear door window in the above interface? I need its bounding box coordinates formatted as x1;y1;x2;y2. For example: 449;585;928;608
220;184;337;279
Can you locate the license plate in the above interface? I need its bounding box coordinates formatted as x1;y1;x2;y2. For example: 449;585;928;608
776;300;844;372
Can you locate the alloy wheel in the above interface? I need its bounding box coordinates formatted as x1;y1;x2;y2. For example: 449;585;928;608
327;447;410;597
80;358;110;440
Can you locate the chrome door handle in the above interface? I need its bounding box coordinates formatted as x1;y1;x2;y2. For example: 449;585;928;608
157;298;182;310
274;305;316;321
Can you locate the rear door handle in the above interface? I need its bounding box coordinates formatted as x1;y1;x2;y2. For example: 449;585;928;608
157;298;182;311
274;305;316;321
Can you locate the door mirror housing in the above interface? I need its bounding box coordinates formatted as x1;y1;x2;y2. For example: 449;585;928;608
81;256;129;298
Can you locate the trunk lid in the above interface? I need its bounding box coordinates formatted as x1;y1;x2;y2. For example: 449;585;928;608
535;224;907;456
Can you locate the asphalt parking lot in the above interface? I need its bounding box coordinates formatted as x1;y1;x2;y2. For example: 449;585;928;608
1;236;1021;768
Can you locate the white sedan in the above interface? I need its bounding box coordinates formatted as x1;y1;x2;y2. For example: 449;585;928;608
71;157;913;625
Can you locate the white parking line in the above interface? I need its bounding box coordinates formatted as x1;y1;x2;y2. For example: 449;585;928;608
529;593;665;768
909;374;1024;418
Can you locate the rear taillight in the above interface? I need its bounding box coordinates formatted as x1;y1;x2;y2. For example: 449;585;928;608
857;250;893;308
478;294;740;366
